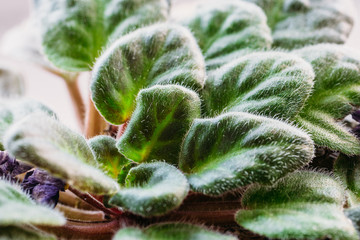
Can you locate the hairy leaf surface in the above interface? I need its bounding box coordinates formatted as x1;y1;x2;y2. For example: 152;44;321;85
3;113;119;195
0;179;65;226
91;23;205;124
203;51;314;119
34;0;169;71
179;112;314;195
182;0;272;69
117;85;201;164
113;223;236;240
236;171;358;240
334;154;360;198
109;162;189;217
88;135;131;180
246;0;354;49
0;226;56;240
294;44;360;154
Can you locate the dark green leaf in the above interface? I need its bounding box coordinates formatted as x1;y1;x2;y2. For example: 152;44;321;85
109;162;189;217
294;44;360;154
236;171;358;240
179;112;314;195
35;0;169;71
182;0;272;69
88;135;131;179
3;113;119;195
91;23;205;124
334;154;360;198
113;223;236;240
117;85;201;165
247;0;354;49
203;51;314;119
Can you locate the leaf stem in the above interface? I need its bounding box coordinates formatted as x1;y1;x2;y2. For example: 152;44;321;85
85;96;108;138
68;186;121;218
116;120;129;139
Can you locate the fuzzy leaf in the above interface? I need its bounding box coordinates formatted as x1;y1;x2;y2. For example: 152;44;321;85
0;99;55;150
236;171;358;240
203;51;314;119
117;85;201;165
113;223;236;240
109;162;189;217
247;0;354;49
34;0;169;72
346;207;360;238
0;226;56;240
91;23;205;125
179;112;314;195
294;44;360;155
3;113;119;195
0;179;65;226
334;154;360;198
88;135;131;180
182;0;272;69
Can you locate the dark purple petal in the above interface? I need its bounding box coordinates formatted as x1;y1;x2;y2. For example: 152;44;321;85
352;110;360;122
0;151;32;179
21;169;65;207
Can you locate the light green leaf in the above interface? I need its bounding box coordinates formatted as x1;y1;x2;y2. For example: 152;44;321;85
236;171;358;240
3;113;119;195
34;0;169;72
113;223;236;240
88;135;131;180
109;162;189;217
0;99;55;150
179;112;314;195
0;226;56;240
294;44;360;154
0;179;65;226
203;51;314;119
117;85;201;165
246;0;354;49
182;0;272;69
91;23;205;124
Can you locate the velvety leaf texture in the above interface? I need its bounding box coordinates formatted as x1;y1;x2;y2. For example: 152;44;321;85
179;112;314;195
334;154;360;198
34;0;169;72
0;99;55;150
91;23;205;125
294;44;360;155
109;162;189;217
88;135;131;179
346;207;360;238
182;0;272;69
113;223;236;240
246;0;354;49
203;51;314;119
0;226;56;240
117;85;201;165
0;179;65;226
236;171;358;240
3;113;119;195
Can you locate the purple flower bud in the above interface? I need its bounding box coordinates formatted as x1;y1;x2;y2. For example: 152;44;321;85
0;151;32;180
21;169;66;207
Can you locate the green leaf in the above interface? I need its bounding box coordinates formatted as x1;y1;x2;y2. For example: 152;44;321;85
35;0;169;72
0;226;56;240
109;162;189;217
3;113;119;195
294;44;360;154
0;99;55;150
346;207;360;238
91;23;205;124
117;85;201;165
203;51;314;119
0;179;65;226
182;0;272;69
246;0;354;49
179;112;314;195
88;135;131;179
113;223;236;240
236;171;358;240
334;154;360;198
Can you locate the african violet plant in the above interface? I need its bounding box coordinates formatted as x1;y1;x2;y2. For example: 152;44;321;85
1;0;360;239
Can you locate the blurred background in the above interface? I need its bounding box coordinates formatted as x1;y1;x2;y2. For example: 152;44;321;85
0;0;359;132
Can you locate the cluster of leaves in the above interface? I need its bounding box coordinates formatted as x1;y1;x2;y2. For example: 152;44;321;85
1;0;360;239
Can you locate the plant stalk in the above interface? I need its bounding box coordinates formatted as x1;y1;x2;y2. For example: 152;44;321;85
85;95;108;138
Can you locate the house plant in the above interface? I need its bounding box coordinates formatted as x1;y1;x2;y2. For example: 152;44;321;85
1;0;360;239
